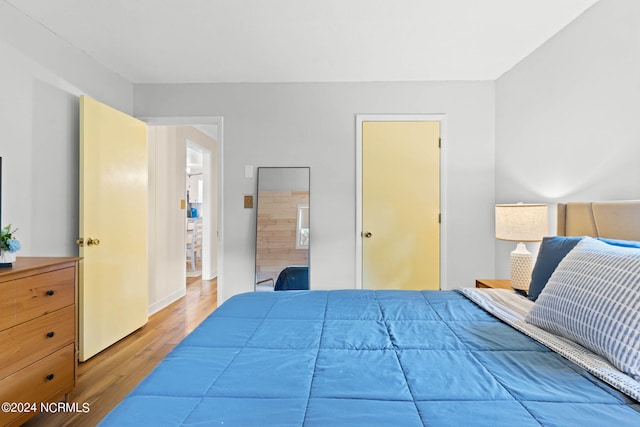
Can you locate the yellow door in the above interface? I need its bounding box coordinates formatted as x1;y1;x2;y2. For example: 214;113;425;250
79;96;148;361
362;121;440;290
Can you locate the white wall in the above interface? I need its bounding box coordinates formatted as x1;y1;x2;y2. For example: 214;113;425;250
0;1;132;257
495;0;640;278
135;81;496;301
0;2;132;114
148;126;187;314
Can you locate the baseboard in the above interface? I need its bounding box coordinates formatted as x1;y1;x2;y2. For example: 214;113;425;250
147;288;186;316
203;271;217;281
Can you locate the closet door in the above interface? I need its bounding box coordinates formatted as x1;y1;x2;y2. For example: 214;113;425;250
361;121;440;290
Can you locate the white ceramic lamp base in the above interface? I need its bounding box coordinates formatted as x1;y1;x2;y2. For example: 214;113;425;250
510;242;532;291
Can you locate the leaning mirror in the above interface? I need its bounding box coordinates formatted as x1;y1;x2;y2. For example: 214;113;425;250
255;167;310;291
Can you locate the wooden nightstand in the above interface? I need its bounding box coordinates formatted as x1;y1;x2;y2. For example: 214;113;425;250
475;279;512;290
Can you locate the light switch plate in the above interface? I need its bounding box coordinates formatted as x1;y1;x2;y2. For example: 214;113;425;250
244;195;253;209
244;165;253;178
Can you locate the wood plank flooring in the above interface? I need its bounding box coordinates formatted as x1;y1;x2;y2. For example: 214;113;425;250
23;277;217;427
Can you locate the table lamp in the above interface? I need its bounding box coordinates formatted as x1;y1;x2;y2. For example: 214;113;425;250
495;203;548;292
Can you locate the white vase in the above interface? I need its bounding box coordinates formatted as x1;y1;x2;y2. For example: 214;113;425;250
0;250;16;266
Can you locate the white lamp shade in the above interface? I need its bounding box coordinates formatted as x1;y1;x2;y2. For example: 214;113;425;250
495;203;548;242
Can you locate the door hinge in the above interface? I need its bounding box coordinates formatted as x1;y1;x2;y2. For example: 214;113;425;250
438;213;441;224
438;137;441;148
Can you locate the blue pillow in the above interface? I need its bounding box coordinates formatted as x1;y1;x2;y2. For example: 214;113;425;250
526;237;640;381
528;236;582;301
598;237;640;249
527;236;640;301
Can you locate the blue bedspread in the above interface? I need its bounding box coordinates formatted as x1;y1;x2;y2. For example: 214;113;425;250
100;290;640;426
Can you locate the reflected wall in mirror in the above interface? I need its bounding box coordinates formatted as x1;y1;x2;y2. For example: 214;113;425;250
255;167;310;292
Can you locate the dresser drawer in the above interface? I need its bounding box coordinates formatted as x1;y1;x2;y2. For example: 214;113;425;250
0;306;75;380
14;267;75;325
0;344;75;426
0;280;16;331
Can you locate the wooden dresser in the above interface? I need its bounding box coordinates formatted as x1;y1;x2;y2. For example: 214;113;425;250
0;257;79;426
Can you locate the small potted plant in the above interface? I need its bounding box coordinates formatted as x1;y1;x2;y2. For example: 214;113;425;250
0;224;21;267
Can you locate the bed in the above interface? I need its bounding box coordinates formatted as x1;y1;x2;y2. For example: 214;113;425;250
100;201;640;426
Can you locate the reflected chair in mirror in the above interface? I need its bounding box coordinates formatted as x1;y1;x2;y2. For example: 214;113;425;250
256;277;275;291
255;266;309;291
186;218;203;271
274;266;309;291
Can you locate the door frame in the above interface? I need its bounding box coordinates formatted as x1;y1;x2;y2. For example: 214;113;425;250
141;115;224;298
355;114;448;289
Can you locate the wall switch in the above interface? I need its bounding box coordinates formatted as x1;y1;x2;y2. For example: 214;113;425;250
244;195;253;209
180;199;186;209
244;165;253;178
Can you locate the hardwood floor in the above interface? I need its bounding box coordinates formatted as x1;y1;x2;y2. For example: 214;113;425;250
23;277;217;427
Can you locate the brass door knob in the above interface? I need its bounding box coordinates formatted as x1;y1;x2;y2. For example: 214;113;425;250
363;231;373;238
76;237;100;247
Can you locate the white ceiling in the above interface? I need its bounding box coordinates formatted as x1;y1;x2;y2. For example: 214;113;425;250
5;0;599;83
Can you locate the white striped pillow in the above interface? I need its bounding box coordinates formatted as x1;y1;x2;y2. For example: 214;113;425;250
525;237;640;381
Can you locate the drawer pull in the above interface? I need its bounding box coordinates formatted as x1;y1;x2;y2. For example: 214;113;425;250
46;373;55;381
46;289;55;296
46;331;55;338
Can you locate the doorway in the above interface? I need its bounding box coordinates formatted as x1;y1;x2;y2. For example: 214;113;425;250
144;117;223;315
186;141;207;279
356;114;447;290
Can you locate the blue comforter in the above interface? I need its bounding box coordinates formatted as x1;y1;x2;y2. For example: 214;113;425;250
101;290;640;426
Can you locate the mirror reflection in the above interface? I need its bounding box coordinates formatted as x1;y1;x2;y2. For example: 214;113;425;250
255;167;310;291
